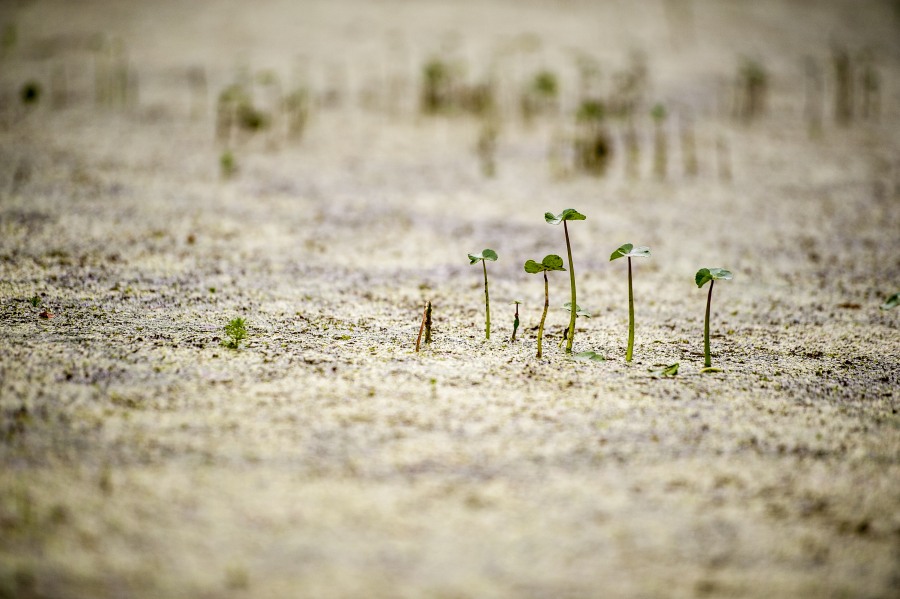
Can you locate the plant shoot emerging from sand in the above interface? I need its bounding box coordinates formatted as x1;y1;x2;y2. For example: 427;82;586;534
695;268;733;368
524;255;565;358
610;243;651;362
468;249;498;339
223;317;247;350
510;300;522;342
545;209;586;353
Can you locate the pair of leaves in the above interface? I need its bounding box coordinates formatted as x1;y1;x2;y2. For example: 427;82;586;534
468;249;498;264
881;293;899;310
545;209;586;225
573;350;606;362
649;363;679;377
695;267;733;288
609;243;651;261
562;302;591;318
524;254;565;274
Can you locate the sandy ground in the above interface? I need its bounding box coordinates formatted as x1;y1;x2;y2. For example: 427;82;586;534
1;0;899;597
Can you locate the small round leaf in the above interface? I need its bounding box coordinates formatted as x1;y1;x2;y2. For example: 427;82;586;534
545;208;586;225
610;243;651;261
696;267;733;288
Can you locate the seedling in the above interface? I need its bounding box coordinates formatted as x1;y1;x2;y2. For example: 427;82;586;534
651;104;667;179
545;209;586;353
220;150;236;179
510;300;522;342
610;243;651;362
28;295;41;307
695;268;733;368
881;293;899;310
524;254;566;358
468;249;498;339
560;302;591;349
223;317;247;350
574;351;605;362
416;301;433;352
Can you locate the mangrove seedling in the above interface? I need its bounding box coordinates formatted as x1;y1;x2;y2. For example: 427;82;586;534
510;300;522;342
545;209;586;353
468;249;498;339
524;254;566;358
695;268;733;368
610;243;651;362
223;317;247;350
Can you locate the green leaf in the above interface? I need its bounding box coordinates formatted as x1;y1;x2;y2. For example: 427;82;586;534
699;367;724;374
545;208;586;225
881;293;899;310
562;302;592;318
524;254;566;274
468;249;498;264
610;243;651;261
573;350;606;362
648;362;679;377
696;267;733;288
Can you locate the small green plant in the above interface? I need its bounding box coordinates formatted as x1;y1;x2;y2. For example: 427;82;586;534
220;150;236;179
545;209;586;353
649;363;679;377
651;104;667;179
524;255;566;358
560;302;591;349
881;293;899;310
468;249;498;339
223;317;247;349
510;300;522;342
28;295;41;307
610;243;651;362
695;268;733;368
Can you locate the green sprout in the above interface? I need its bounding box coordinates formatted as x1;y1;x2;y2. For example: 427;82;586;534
468;249;498;339
223;317;247;350
881;293;899;310
560;302;591;349
695;268;733;368
28;295;42;308
649;363;679;377
524;254;566;358
545;209;586;353
610;243;651;362
510;300;522;342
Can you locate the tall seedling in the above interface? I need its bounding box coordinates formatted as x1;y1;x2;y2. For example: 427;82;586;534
545;209;586;353
468;249;498;339
610;243;651;362
695;268;733;368
524;255;566;358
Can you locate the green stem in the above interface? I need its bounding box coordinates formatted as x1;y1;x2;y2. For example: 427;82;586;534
537;271;549;358
626;256;634;362
564;221;576;353
482;260;490;339
704;280;714;368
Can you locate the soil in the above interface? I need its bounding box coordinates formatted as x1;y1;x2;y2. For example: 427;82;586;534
1;1;899;597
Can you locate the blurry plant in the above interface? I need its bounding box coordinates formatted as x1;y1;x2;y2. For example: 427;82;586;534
20;81;41;105
220;150;236;179
415;301;432;352
610;243;651;362
574;100;612;175
476;117;499;177
420;57;455;114
524;254;566;358
520;69;559;122
28;295;41;307
737;58;768;121
651;104;667;179
285;87;310;140
223;317;247;350
573;350;605;362
695;268;733;368
510;300;522;342
831;45;852;125
545;209;586;353
880;293;899;310
468;249;498;339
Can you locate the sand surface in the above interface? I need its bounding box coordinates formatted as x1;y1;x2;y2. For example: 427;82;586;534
1;1;899;597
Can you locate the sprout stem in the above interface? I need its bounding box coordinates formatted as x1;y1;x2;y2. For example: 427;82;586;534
482;260;491;339
537;271;549;358
627;256;634;362
425;301;432;344
563;220;576;353
704;280;714;367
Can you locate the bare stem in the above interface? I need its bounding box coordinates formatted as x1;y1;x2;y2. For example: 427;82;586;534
424;301;432;344
564;221;576;353
704;280;714;367
482;260;491;339
537;271;549;358
416;301;427;352
627;256;635;362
